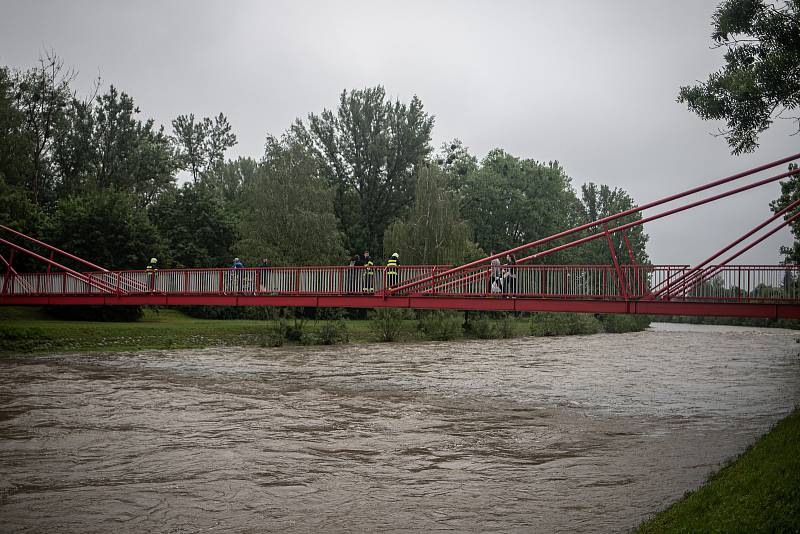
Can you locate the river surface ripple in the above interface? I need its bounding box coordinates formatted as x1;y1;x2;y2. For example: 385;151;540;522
1;323;799;533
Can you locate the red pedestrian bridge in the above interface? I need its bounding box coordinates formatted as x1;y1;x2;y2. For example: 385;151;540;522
3;154;800;319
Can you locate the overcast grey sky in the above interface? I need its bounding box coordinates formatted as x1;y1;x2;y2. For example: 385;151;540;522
1;0;798;264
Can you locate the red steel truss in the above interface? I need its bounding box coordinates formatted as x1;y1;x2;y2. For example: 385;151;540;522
2;154;800;319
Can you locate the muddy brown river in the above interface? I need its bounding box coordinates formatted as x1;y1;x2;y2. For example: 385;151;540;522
1;323;799;533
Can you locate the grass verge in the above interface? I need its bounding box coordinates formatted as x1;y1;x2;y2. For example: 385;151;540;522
0;307;650;354
636;407;800;533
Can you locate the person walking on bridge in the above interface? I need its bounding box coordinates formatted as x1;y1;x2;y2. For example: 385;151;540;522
386;252;399;289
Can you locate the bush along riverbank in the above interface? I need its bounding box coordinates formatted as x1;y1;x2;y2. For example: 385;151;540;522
0;306;651;354
636;407;800;533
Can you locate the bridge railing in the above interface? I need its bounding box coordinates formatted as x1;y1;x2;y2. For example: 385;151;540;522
3;264;799;303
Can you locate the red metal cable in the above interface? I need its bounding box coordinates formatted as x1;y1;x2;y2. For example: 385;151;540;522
0;238;117;295
514;166;800;265
650;196;800;299
668;210;800;299
0;224;109;272
388;152;800;294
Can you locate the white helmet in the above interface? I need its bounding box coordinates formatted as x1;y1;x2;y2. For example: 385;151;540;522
392;252;399;258
150;257;157;263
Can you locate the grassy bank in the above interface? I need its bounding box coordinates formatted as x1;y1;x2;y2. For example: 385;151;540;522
636;408;800;533
0;307;650;354
657;314;800;330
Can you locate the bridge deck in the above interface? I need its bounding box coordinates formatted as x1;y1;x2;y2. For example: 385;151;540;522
3;264;799;318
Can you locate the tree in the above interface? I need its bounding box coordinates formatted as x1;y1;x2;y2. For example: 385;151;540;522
384;165;480;265
577;183;650;266
205;113;237;174
149;183;239;268
51;96;95;197
678;0;800;154
171;112;237;183
12;52;75;205
203;156;259;205
51;85;177;205
771;162;800;263
437;139;479;194
237;133;345;266
459;150;582;261
47;189;161;270
0;67;34;192
0;175;45;238
94;86;175;202
296;86;434;255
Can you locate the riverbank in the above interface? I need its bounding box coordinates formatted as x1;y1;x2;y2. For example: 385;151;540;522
0;306;649;353
636;407;800;533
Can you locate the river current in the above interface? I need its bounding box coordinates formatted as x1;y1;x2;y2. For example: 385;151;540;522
1;323;799;533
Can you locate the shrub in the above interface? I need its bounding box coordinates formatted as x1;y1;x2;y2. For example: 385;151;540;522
530;312;602;336
315;320;349;345
285;317;307;343
262;318;287;347
418;310;463;341
496;313;516;338
598;313;651;333
370;308;406;342
466;316;497;339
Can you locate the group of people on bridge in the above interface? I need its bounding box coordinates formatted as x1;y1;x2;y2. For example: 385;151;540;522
142;251;402;293
348;250;399;292
490;252;518;295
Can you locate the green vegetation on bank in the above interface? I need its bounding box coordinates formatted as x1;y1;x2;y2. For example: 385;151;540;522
636;407;800;533
0;306;650;354
657;315;800;330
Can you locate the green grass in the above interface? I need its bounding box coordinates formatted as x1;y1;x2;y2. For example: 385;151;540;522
0;306;433;353
0;307;651;354
636;408;800;533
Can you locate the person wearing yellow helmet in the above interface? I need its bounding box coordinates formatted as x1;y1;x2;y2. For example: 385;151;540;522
362;251;374;292
386;252;399;288
145;257;158;291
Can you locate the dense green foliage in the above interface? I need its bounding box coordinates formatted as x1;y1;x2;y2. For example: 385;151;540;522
678;0;800;155
149;184;238;268
236;133;346;265
297;86;435;257
636;407;800;533
384;164;480;265
48;188;160;269
771;162;800;263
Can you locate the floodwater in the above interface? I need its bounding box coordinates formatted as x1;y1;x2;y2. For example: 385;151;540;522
1;323;798;533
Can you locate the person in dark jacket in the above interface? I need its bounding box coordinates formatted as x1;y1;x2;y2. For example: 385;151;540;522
504;253;517;295
362;251;374;292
